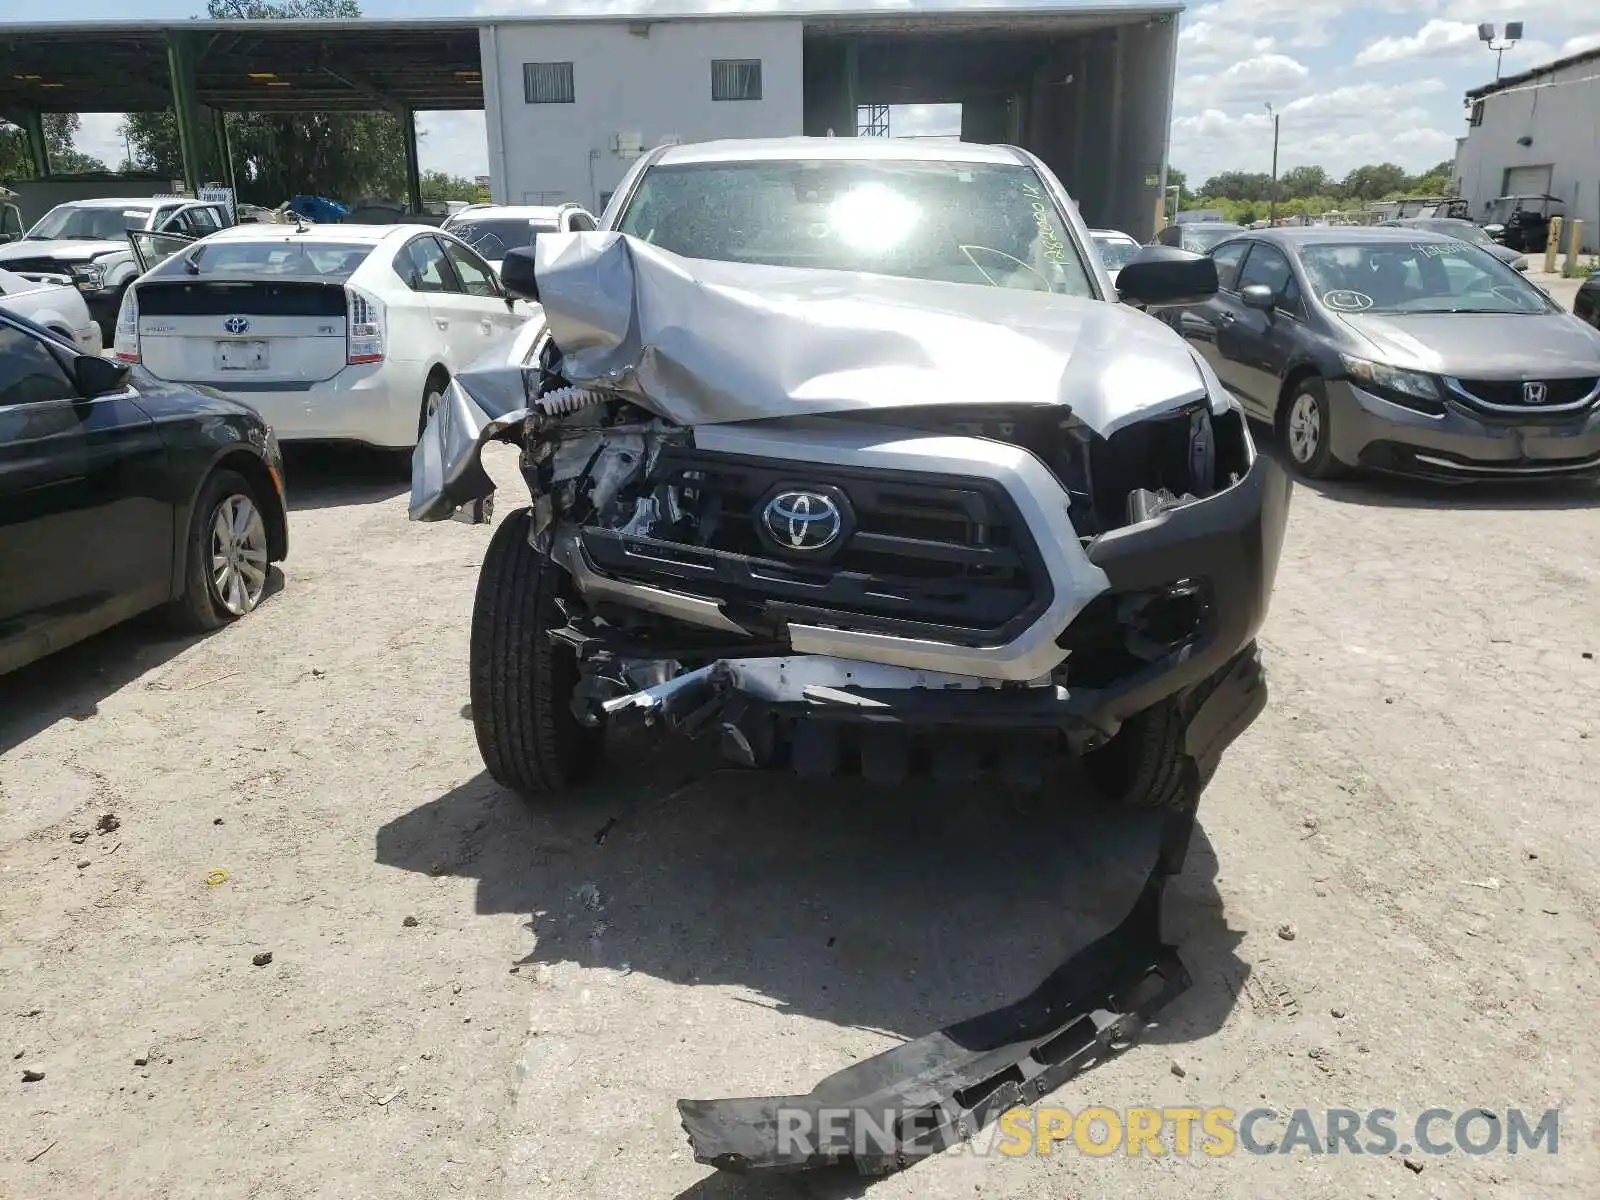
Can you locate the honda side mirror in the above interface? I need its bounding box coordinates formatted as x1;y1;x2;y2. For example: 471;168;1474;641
1240;284;1276;311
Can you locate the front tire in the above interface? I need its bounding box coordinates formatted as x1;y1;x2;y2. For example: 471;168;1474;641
469;508;604;799
168;469;272;632
1080;699;1194;810
1278;377;1344;480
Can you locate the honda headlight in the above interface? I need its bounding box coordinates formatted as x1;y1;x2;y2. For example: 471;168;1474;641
1339;355;1442;409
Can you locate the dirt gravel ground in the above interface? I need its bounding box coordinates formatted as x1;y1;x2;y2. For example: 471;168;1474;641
2;437;1598;1200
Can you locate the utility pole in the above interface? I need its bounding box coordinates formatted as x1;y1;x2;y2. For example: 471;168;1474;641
1265;103;1280;227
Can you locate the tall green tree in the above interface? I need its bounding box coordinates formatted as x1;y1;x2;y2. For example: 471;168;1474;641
120;0;407;205
1279;165;1331;200
0;113;108;180
1339;163;1409;202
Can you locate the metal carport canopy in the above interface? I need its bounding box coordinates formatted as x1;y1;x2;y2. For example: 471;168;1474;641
0;19;485;114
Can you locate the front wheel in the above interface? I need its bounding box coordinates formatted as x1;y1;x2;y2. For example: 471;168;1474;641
1278;377;1344;480
469;508;605;799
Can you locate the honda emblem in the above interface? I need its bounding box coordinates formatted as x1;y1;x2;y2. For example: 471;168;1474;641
1522;381;1548;405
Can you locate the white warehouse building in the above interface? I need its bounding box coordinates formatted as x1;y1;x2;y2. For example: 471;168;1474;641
1454;46;1600;251
476;1;1182;238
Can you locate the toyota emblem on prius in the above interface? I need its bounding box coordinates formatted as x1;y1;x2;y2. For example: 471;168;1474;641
763;490;843;552
224;316;250;335
1522;381;1548;405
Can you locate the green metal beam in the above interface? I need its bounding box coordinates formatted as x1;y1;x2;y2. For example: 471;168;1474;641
19;107;50;177
166;30;206;193
213;107;238;201
401;107;422;214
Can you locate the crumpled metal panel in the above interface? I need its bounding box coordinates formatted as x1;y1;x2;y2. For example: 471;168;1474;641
534;230;1212;433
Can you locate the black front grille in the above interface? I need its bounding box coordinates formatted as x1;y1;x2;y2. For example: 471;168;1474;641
578;448;1052;645
1;257;71;276
1456;377;1599;408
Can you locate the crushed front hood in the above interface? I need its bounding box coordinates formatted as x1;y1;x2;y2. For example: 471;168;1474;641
410;233;1219;523
534;231;1209;434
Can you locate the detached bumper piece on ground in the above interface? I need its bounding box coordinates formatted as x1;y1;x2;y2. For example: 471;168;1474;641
678;647;1264;1176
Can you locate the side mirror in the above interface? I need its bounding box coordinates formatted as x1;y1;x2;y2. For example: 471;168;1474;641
74;352;131;398
1240;283;1276;311
0;231;17;245
499;246;539;303
1116;245;1219;308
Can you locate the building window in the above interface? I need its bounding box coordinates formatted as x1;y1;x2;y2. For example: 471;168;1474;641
1469;99;1485;127
524;62;575;104
712;59;762;101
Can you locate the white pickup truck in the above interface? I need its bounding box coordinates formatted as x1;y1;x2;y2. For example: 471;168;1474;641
0;196;232;341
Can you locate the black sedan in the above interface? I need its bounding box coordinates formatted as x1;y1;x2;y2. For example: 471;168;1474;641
1163;227;1600;480
0;310;288;675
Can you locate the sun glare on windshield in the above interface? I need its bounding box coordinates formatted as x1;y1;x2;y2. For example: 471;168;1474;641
828;184;921;253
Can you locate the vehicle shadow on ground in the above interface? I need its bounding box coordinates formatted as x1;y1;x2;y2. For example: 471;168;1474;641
1248;426;1600;511
280;444;410;512
0;568;287;757
375;735;1246;1196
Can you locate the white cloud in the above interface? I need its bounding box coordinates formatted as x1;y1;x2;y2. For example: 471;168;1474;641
1171;80;1455;182
1559;31;1600;56
1356;19;1480;65
1178;19;1275;66
416;110;489;179
1199;52;1310;103
887;103;961;139
72;112;128;169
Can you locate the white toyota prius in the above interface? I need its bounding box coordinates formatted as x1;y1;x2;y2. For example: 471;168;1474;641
113;222;527;449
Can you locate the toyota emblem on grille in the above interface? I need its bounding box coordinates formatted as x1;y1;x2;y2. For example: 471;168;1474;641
224;316;250;335
763;490;843;553
1522;381;1548;405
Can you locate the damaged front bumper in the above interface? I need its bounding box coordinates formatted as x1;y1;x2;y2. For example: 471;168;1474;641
677;643;1265;1175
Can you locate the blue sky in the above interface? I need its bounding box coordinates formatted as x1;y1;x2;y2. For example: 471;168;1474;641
32;0;1600;188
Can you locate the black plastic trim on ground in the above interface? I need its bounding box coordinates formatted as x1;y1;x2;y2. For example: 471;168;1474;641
675;643;1266;1177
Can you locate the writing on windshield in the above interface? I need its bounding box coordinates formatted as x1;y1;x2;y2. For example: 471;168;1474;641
1301;241;1548;315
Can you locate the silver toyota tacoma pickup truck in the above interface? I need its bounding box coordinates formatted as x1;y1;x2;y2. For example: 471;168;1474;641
412;137;1290;811
411;137;1294;1177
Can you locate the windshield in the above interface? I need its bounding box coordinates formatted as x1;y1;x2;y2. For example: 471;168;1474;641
1092;235;1140;270
442;218;555;261
27;204;151;241
1181;226;1242;253
617;159;1095;296
161;240;373;280
1299;240;1551;315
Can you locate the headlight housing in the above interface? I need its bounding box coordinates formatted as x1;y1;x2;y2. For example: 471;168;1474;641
71;262;106;292
1339;354;1445;415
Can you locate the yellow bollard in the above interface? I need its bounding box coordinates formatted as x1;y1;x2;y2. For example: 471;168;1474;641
1543;215;1562;274
1566;219;1584;271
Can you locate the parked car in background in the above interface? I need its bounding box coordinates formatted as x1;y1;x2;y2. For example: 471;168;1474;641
114;222;525;450
0;309;287;675
1162;226;1600;480
1574;271;1600;330
1088;228;1141;281
0;267;102;353
1483;194;1563;254
0;193;23;245
1154;220;1246;253
1380;216;1528;271
0;197;234;342
439;203;597;274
